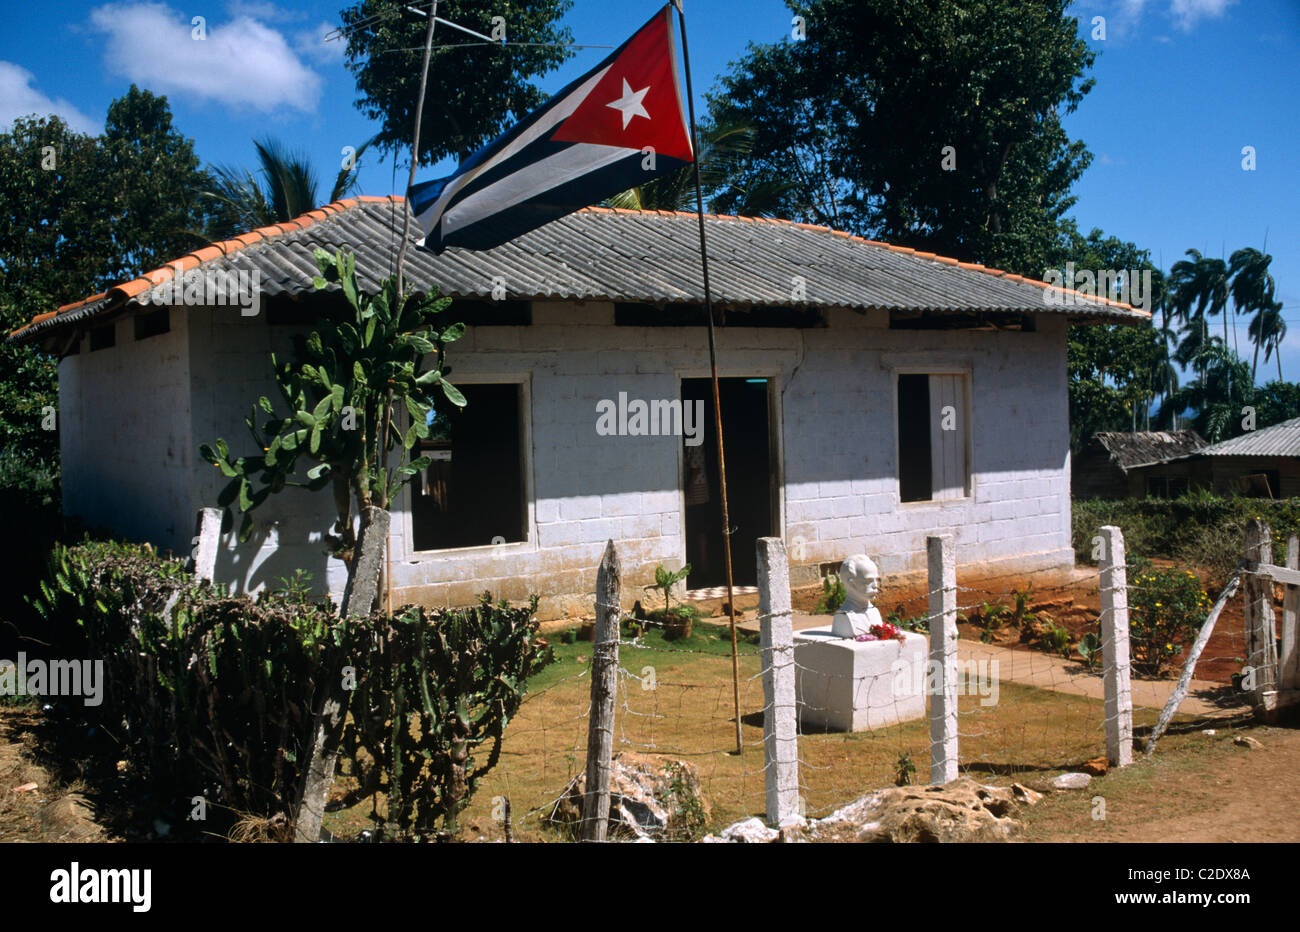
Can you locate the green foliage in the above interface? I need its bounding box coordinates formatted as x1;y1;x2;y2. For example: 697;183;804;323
710;0;1097;276
1127;562;1210;678
960;599;1009;643
201;135;377;240
894;752;916;787
27;540;345;834
27;542;548;840
1076;631;1102;671
1011;584;1034;626
663;761;709;841
885;606;928;633
814;574;846;613
338;595;552;839
646;603;700;641
339;0;573;165
652;563;691;613
1073;495;1300;585
199;247;464;568
0;89;210;474
1040;621;1073;659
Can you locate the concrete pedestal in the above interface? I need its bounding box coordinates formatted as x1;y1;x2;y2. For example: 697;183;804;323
793;626;926;731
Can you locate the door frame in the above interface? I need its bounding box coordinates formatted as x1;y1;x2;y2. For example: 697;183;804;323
674;370;785;585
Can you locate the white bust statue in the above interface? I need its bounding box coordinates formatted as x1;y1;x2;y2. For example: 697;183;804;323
830;554;883;639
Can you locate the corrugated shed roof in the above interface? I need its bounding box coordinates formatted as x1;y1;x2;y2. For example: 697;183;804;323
1093;430;1209;470
8;195;1150;346
1195;417;1300;458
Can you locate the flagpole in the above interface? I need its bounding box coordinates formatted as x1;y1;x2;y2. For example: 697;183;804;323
387;0;438;616
673;0;743;756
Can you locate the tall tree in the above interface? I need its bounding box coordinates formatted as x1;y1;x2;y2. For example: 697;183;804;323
706;39;857;227
1161;342;1253;443
0;90;209;480
339;0;574;167
1169;249;1229;382
709;0;1096;278
1228;246;1279;381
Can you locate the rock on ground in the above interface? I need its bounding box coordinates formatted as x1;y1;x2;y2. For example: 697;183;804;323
1052;772;1093;790
707;779;1039;843
550;752;710;841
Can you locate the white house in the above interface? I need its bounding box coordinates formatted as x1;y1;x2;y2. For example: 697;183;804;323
9;195;1148;619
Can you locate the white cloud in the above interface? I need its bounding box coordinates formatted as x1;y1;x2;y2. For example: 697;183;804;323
88;2;322;113
296;21;346;66
0;61;98;134
1169;0;1239;30
1085;0;1238;38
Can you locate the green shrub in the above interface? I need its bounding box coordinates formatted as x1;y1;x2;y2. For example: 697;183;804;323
814;574;846;613
1077;631;1102;670
27;541;550;840
1040;621;1073;658
1127;563;1210;677
1073;494;1300;585
338;596;552;839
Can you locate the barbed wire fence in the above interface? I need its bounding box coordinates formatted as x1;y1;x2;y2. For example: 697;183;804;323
473;520;1295;841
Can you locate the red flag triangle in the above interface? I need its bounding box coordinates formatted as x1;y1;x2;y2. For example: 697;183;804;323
551;7;693;163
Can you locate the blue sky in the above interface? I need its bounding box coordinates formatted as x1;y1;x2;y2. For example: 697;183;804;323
4;0;1298;379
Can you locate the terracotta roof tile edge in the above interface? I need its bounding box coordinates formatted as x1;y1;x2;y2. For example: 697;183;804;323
20;196;383;334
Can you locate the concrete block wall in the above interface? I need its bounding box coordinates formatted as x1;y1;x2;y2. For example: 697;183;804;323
60;309;194;553
58;297;1076;620
386;303;1074;618
186;304;347;600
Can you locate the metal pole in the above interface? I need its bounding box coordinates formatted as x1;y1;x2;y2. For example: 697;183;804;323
674;0;742;755
387;0;438;615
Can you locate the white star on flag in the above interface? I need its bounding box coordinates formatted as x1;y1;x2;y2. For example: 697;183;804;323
605;78;651;129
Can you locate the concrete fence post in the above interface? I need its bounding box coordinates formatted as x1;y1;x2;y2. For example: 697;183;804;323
757;537;799;827
191;507;222;583
1099;525;1133;767
927;535;958;785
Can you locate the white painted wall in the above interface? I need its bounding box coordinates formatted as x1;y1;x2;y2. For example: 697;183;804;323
186;304;348;601
58;298;1074;619
387;302;1073;617
60;310;193;553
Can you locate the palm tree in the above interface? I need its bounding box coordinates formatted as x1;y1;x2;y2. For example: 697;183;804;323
1170;249;1229;381
201;136;377;239
1162;342;1252;442
605;122;791;215
1229;246;1279;381
1255;300;1288;381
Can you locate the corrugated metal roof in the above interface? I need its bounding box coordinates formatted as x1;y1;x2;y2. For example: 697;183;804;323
1195;417;1300;458
8;195;1150;346
1094;430;1209;470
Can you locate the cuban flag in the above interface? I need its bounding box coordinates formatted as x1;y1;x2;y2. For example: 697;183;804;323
409;4;694;252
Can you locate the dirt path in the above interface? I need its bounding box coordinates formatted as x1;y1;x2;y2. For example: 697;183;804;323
953;639;1246;717
0;704;106;842
1023;723;1300;843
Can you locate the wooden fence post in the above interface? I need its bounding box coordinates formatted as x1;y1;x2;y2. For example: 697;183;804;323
1243;518;1278;714
757;537;799;827
1099;526;1133;767
927;535;958;785
581;540;621;842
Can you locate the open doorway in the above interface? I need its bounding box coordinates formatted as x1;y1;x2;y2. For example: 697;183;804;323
681;377;775;588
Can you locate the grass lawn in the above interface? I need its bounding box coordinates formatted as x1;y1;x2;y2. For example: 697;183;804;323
324;621;1211;841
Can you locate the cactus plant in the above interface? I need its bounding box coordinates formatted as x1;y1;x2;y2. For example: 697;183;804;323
199;247;464;608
